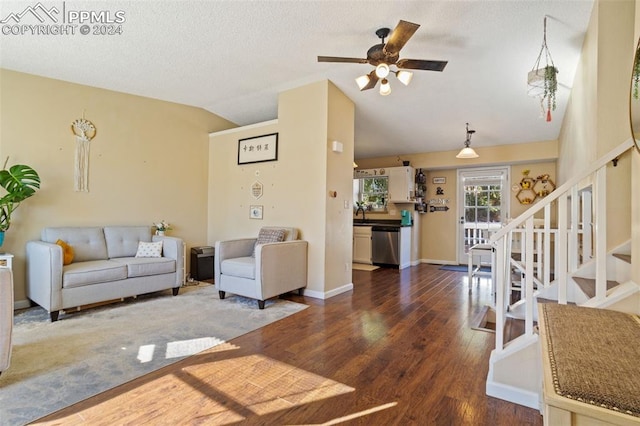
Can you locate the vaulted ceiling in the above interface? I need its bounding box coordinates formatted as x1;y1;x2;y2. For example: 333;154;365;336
0;1;594;158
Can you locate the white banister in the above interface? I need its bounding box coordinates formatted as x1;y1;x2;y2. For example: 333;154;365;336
488;138;634;353
490;138;634;242
543;204;552;287
582;190;593;261
557;193;568;305
524;217;534;336
569;185;579;272
595;166;607;301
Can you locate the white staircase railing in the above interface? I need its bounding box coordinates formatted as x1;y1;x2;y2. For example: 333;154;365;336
489;138;635;354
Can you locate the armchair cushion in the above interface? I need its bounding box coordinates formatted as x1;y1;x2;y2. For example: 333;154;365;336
252;228;286;257
220;256;256;279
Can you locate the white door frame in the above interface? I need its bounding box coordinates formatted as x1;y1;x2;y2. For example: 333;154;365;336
456;166;511;264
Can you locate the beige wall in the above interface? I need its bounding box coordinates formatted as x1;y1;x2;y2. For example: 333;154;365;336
356;141;558;263
325;82;356;292
208;80;355;297
558;0;635;254
0;69;235;304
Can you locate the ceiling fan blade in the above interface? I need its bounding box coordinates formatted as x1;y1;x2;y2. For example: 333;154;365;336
361;70;379;91
384;20;420;55
397;59;448;72
318;56;369;64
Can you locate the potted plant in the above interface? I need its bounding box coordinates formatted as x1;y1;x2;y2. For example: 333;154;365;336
542;65;558;121
0;157;41;246
153;220;172;236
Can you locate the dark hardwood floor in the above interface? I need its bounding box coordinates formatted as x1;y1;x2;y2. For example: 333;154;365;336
36;264;542;425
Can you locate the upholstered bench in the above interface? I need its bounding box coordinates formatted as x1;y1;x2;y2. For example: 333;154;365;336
538;303;640;425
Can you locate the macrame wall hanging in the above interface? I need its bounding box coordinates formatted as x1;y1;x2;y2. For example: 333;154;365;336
70;117;96;192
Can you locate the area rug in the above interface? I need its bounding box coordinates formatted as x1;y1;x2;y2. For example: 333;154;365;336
352;263;380;271
439;264;491;273
0;284;308;426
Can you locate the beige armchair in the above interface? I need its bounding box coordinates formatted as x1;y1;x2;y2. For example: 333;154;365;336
0;268;14;376
215;227;308;309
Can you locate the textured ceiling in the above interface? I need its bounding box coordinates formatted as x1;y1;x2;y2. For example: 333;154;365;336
0;0;595;159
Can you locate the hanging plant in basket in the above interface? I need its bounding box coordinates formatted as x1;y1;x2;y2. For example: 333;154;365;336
528;17;558;122
543;65;558;120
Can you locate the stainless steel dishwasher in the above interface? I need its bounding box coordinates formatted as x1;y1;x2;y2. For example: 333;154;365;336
371;225;400;266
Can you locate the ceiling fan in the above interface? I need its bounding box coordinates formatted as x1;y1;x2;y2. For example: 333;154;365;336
318;20;448;95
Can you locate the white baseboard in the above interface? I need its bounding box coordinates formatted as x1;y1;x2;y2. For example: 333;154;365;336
14;299;31;310
421;259;458;265
486;380;542;412
303;283;353;300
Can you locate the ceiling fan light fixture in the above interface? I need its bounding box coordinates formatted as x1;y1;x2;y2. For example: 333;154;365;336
380;79;391;96
355;74;371;90
395;70;413;86
456;123;479;159
375;63;390;79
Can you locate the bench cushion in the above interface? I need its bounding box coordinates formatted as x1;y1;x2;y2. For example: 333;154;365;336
540;304;640;418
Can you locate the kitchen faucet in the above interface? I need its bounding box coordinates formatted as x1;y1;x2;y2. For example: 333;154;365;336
355;205;366;222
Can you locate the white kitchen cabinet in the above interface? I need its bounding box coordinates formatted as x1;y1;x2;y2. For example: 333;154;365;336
353;226;372;264
388;166;415;203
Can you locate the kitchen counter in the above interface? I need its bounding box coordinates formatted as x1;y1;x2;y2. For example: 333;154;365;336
353;219;411;227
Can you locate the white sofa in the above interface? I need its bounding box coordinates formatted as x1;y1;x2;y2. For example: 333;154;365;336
215;227;308;309
26;226;184;321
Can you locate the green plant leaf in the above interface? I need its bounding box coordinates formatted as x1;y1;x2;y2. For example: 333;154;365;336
0;162;40;231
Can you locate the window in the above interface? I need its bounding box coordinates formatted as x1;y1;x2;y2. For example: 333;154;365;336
353;176;388;212
464;184;502;224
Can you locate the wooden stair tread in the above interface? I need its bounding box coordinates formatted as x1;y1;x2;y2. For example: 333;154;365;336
612;253;631;264
536;298;577;305
573;276;620;299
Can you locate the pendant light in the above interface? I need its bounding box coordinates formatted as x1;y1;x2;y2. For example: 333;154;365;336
456;123;478;159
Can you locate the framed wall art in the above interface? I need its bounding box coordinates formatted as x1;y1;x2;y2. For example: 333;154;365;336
249;205;263;220
238;133;278;165
432;177;446;184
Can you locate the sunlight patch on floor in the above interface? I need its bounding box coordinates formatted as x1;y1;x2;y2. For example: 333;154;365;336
314;402;398;425
181;353;356;417
137;344;155;363
165;336;226;359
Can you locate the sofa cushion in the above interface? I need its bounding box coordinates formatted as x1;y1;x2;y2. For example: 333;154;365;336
110;257;176;278
220;257;255;279
56;239;74;265
42;227;108;262
135;241;163;258
104;226;153;259
252;228;286;257
62;260;128;289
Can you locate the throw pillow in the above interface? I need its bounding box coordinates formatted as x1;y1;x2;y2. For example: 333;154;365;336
135;241;163;258
56;239;74;265
252;228;286;257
